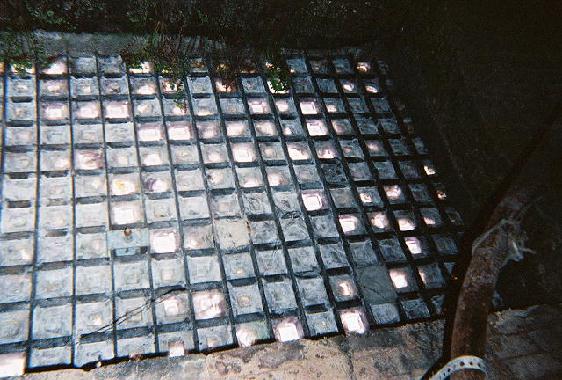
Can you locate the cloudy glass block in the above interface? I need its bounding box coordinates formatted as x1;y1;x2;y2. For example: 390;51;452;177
394;210;416;231
349;162;372;181
240;193;269;216
40;79;68;97
137;122;164;142
323;98;345;114
384;185;406;204
348;98;368;113
38;232;73;263
188;255;222;284
111;200;144;225
389;139;411;156
76;232;108;260
5;127;35;146
214;219;250;250
140;146;169;167
70;56;96;75
75;174;106;198
179;194;209;220
250;221;279;245
202;143;228;164
371;98;391;113
75;202;108;228
339;139;364;159
379;118;400;134
146;198;177;223
117;335;156;357
188;76;213;94
75;265;112;295
104;122;134;144
333;58;352;74
242;77;265;93
3;177;36;202
41;149;71;172
32;303;72;339
75;300;112;336
192;288;227;320
315;140;339;160
263;279;297;314
374;161;397;180
1;208;35;233
294;164;320;185
0;238;34;267
71;77;99;97
196;120;222;140
236;167;263;188
311;215;339;238
338;214;365;236
339;307;369;334
149;229;180;253
400;161;422;179
288;246;319;275
286;142;311;162
316;78;337;93
280;119;304;137
197;325;233;351
329;274;358;302
175;169;204;192
226;120;250;137
35;268;73;299
378;238;407;263
183;224;214;250
206;168;235;190
389;267;417;293
223;252;255;280
116;296;153;329
356;118;378;135
106;145;139;168
418;264;445;289
236;320;270;347
368;211;391;232
101;77;128;95
167;120;194;142
256;249;287;276
114;260;150;291
220;98;245;115
297;277;328;307
0;309;29;344
306;119;328;136
293;76;314;94
421;208;443;228
254;120;277;136
8;101;35;121
73;124;103;143
247;98;271;114
319;243;349;270
228;283;263;317
280;217;309;242
0;273;32;303
265;166;291;187
350;240;379;267
211;193;241;218
155;292;190;325
400;298;430;320
74;340;114;367
104;100;130;119
274;98;296;115
134;98;161;118
110;173;140;196
231;142;257;163
152;257;185;288
130;77;157;95
307;310;338;336
170;145;199;166
5;151;36;173
9;78;35;98
193;97;218;117
215;77;238;93
163;100;188;120
72;101;100;120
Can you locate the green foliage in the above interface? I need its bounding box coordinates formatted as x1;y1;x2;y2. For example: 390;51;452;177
0;31;50;75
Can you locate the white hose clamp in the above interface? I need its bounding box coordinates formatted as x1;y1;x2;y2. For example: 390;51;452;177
429;355;487;380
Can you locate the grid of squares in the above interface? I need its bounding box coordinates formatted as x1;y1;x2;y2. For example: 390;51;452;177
0;55;462;369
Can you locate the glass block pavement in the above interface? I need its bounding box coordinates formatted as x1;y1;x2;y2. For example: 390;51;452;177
0;55;463;369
